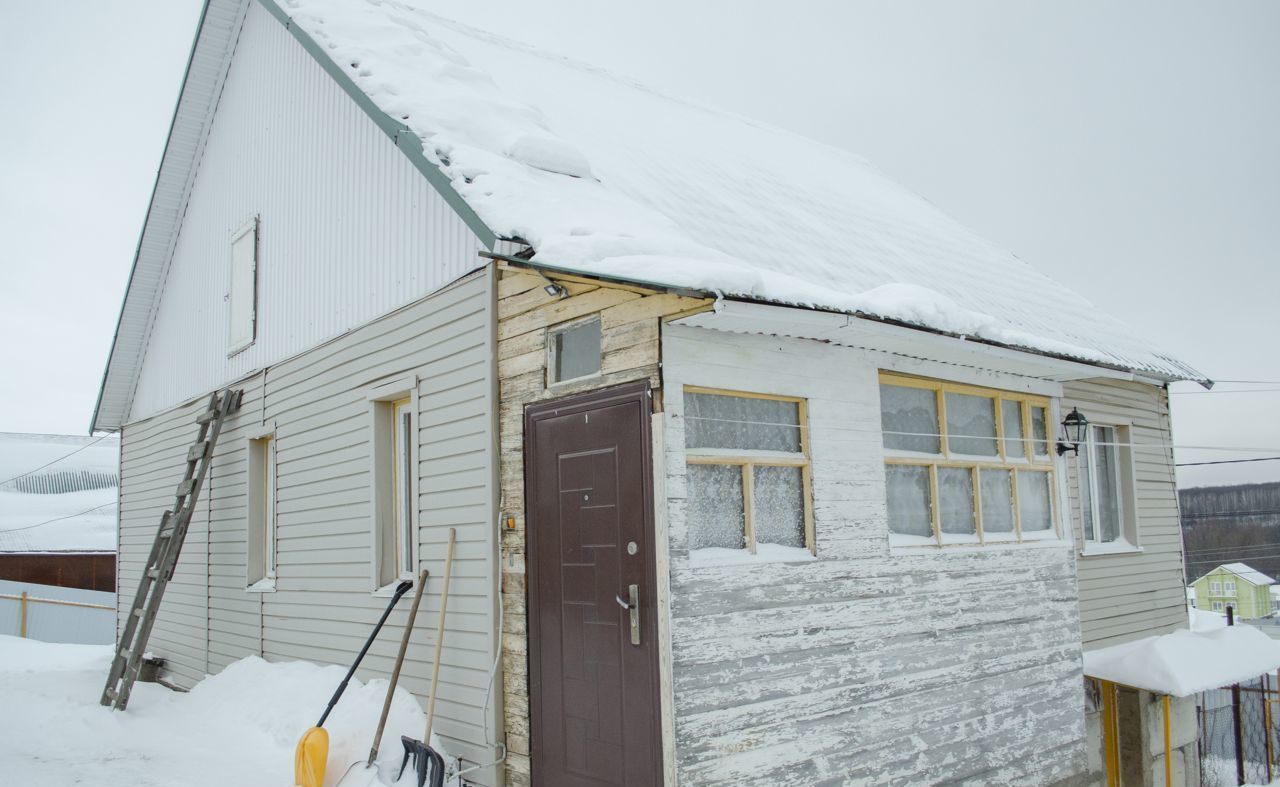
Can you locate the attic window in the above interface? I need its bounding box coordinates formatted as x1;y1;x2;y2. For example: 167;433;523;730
228;219;258;354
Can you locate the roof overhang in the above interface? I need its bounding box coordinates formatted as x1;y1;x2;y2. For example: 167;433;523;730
671;298;1160;385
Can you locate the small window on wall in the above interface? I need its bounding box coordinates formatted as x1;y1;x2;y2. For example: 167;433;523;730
879;373;1060;547
228;218;259;354
246;433;276;590
548;317;601;384
1212;601;1224;612
1224;580;1237;597
683;388;814;561
369;380;418;592
1078;423;1137;551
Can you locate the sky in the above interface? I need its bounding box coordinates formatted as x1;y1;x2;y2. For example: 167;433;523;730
0;1;1276;489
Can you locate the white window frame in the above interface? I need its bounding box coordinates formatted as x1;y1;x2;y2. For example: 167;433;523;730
246;426;277;592
547;316;603;386
1224;580;1237;597
227;218;259;355
1077;421;1139;555
1212;601;1224;612
367;376;420;595
1210;580;1222;595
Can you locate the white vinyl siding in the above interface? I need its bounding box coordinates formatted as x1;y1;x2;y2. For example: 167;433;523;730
1065;380;1187;650
116;272;500;784
127;0;485;424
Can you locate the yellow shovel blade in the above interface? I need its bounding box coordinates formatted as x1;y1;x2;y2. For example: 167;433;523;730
295;726;329;787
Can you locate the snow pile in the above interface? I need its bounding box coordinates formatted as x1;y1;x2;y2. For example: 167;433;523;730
1190;607;1229;632
279;0;1201;381
1084;626;1280;697
0;433;119;552
0;635;445;786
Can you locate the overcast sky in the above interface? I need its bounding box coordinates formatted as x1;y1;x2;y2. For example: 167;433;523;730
1;1;1276;489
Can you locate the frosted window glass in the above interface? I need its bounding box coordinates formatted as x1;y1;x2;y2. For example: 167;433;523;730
981;469;1015;534
945;393;997;456
1002;400;1025;458
684;393;801;452
938;467;976;536
1094;426;1121;543
886;464;933;538
686;464;745;549
551;319;601;382
753;466;805;548
1079;440;1095;540
1031;407;1049;458
880;385;941;454
1018;471;1053;532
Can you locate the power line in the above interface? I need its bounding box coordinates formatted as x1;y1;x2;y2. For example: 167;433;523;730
0;502;117;535
0;434;114;487
1177;457;1280;467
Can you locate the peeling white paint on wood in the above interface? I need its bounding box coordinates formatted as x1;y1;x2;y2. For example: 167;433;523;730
660;324;1089;785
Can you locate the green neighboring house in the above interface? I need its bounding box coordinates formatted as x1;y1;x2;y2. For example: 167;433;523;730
1192;563;1276;619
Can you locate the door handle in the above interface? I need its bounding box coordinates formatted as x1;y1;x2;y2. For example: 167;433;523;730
627;583;641;646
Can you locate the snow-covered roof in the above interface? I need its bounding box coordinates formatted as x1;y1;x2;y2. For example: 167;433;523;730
95;0;1204;428
1084;626;1280;697
1218;563;1276;586
0;434;118;553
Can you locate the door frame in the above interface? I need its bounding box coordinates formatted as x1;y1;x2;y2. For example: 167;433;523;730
523;380;664;786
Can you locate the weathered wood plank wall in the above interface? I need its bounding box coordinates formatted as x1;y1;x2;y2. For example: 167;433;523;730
494;264;709;786
661;324;1089;786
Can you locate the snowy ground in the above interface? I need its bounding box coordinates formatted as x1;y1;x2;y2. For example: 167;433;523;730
0;635;446;786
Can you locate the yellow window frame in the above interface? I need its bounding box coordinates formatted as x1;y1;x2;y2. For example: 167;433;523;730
683;386;815;555
879;372;1060;546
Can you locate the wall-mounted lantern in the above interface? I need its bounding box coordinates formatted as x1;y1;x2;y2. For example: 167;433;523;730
1056;407;1089;456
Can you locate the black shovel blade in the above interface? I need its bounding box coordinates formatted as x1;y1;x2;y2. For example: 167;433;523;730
398;735;445;787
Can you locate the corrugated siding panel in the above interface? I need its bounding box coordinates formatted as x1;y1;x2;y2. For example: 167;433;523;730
129;0;483;424
1064;379;1189;649
661;325;1088;786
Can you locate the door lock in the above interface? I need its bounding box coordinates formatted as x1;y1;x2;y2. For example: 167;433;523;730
615;585;641;645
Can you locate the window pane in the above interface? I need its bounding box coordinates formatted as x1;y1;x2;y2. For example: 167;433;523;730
938;467;976;536
1094;427;1121;543
1001;400;1025;458
1078;437;1096;541
880;385;941;454
753;466;805;548
980;469;1015;534
1031;407;1049;458
686;464;746;550
885;464;933;538
552;319;602;382
945;393;997;456
684;392;801;452
1018;471;1053;532
397;405;414;574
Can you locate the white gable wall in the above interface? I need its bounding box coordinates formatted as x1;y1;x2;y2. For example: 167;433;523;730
128;0;485;425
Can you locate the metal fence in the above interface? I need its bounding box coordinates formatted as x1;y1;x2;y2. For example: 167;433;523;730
0;579;114;644
1199;673;1280;786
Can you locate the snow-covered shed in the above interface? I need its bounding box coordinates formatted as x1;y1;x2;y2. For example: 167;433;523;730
93;1;1206;785
0;433;118;592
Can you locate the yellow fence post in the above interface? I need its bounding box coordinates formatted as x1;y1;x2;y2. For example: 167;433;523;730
1163;694;1173;787
1101;680;1120;787
19;591;28;638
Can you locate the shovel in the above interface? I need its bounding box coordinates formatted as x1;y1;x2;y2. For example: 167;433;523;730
334;568;430;787
398;528;456;787
295;578;413;787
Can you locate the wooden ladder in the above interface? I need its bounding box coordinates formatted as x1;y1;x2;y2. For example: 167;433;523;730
101;388;243;710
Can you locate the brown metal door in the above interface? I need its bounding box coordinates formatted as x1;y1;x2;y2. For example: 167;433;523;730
526;382;663;787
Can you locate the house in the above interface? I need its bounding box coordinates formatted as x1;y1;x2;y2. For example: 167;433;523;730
92;1;1208;785
1192;563;1275;618
0;433;118;592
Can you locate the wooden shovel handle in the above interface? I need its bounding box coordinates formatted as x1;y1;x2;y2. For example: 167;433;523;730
368;568;429;765
424;528;456;745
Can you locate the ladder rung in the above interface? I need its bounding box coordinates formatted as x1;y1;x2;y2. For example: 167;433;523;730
104;687;117;701
132;608;144;618
175;478;196;497
187;442;209;462
147;568;160;579
195;409;219;425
